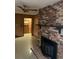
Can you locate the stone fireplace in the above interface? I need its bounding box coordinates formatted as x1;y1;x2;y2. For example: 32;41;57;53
38;0;63;59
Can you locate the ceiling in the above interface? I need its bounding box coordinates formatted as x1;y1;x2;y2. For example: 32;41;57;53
15;0;60;14
15;0;60;9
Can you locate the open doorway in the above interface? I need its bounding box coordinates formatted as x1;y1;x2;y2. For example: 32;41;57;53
24;18;32;35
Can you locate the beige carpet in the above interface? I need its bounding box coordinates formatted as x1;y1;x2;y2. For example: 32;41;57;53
31;45;51;59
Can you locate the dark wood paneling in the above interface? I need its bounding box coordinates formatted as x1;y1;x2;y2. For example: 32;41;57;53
15;14;24;37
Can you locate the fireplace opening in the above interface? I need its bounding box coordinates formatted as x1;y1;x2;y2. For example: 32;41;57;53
41;36;58;59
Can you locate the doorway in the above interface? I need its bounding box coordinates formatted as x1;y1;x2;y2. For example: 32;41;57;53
24;18;32;34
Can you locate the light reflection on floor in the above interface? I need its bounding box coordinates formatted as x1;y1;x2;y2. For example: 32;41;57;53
15;33;37;59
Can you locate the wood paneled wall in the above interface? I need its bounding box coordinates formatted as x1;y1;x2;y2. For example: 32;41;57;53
15;14;24;37
15;13;39;37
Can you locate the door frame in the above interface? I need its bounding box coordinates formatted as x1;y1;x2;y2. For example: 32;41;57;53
24;15;36;36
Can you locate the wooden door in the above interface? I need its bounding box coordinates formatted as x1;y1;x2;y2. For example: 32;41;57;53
24;24;29;33
15;14;24;37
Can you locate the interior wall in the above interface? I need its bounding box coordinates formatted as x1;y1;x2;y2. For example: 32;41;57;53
15;14;24;37
33;16;40;37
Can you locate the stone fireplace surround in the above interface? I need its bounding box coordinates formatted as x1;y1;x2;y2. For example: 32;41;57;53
38;0;63;59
